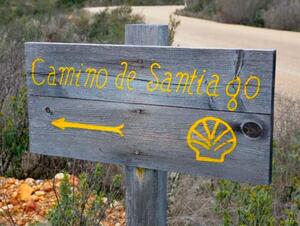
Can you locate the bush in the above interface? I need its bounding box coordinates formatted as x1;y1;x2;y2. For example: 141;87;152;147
177;0;300;31
215;181;275;226
57;0;87;8
86;0;184;6
0;2;146;179
168;14;181;45
88;6;144;43
48;164;122;225
0;89;28;177
176;0;216;19
168;95;300;225
184;0;216;13
263;0;300;31
214;0;270;26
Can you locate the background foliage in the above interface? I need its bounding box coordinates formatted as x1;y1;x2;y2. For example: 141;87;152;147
0;0;299;225
177;0;300;31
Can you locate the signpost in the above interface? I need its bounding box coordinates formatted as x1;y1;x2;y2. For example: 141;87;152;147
25;24;276;225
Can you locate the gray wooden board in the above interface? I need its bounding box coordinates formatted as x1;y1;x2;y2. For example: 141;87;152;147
124;24;168;226
25;42;276;184
25;42;275;114
28;95;271;184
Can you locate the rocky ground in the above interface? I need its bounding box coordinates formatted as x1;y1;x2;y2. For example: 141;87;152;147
0;174;125;226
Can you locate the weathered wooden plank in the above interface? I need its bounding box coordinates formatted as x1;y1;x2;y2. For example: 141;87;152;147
125;166;167;226
125;24;168;46
25;42;275;114
124;24;168;226
28;95;272;184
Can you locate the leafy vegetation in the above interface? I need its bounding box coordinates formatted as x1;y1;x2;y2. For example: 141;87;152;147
213;95;300;225
48;164;122;225
0;89;28;178
88;6;144;43
168;95;300;225
177;0;300;31
86;0;184;6
0;0;144;179
0;0;299;225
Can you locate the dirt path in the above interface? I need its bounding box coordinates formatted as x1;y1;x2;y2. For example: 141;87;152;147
87;5;300;97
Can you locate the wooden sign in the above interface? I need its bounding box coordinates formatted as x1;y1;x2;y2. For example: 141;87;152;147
25;42;276;184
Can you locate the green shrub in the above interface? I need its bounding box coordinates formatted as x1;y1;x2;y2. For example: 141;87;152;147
0;3;147;178
211;95;300;225
88;6;144;43
168;14;181;45
56;0;87;8
86;0;184;6
214;0;271;26
48;164;122;225
0;89;29;177
237;186;275;226
214;181;275;226
176;0;216;19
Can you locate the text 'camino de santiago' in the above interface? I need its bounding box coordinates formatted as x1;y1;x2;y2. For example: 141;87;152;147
31;58;261;112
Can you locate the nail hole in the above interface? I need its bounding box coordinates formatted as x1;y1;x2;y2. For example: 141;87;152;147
132;109;145;114
45;107;53;115
241;121;263;139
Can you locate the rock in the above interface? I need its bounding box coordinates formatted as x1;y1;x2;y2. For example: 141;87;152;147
25;200;36;212
34;191;45;197
0;176;125;226
31;195;39;201
102;197;108;204
115;205;123;211
113;200;120;207
35;179;44;184
6;178;16;185
54;173;65;180
25;178;35;185
17;219;26;225
1;204;13;211
18;183;34;201
12;191;18;198
9;199;19;206
41;182;53;192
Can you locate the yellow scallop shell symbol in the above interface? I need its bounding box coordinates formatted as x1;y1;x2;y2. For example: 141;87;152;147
187;116;237;163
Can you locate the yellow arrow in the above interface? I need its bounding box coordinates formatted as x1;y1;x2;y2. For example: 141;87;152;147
51;117;125;137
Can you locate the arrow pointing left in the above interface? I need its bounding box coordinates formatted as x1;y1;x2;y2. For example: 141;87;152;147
51;117;125;137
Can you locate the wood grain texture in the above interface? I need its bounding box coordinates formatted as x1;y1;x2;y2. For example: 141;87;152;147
25;43;275;114
25;33;276;185
125;24;168;46
125;166;167;226
125;24;168;226
28;95;271;184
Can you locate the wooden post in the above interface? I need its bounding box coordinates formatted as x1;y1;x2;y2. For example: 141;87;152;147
124;24;168;226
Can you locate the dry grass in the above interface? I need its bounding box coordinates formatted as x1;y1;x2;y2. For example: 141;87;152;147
263;0;300;31
168;174;221;226
215;0;270;25
168;94;300;225
177;0;300;31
